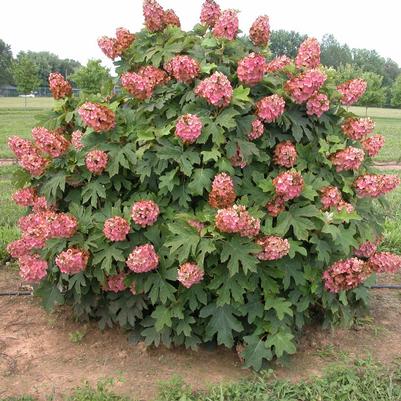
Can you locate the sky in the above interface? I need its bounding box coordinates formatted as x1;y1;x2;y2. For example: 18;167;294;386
1;0;401;70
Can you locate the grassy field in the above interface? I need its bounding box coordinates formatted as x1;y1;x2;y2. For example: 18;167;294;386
0;97;53;158
0;165;24;262
350;106;401;163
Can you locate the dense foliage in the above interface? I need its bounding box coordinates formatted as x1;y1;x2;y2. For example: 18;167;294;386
7;0;401;370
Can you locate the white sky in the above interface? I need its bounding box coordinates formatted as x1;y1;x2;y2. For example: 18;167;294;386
1;0;401;71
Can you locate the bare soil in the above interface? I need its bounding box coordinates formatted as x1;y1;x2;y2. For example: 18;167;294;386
1;266;401;400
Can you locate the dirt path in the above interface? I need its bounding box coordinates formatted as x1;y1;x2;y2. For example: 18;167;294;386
1;267;401;400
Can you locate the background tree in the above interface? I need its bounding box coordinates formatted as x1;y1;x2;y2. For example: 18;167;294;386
334;64;363;84
320;34;352;69
12;55;40;107
269;30;307;58
391;75;401;108
358;72;386;114
70;59;113;95
0;39;14;86
383;58;400;87
16;51;81;86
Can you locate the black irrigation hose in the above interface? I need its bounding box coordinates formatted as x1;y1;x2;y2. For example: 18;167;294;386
370;284;401;289
0;291;32;296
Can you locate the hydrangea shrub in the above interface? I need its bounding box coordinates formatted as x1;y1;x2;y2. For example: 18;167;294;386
7;0;401;370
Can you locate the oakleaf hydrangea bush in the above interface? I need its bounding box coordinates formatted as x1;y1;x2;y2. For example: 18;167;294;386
7;0;401;370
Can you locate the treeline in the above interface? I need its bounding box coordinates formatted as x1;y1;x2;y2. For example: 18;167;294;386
0;39;112;96
1;31;401;107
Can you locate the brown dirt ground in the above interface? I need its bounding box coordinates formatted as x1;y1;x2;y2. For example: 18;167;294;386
1;266;401;401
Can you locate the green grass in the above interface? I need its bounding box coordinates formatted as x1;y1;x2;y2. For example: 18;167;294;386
350;106;401;163
0;97;53;158
2;359;401;401
373;169;401;253
0;97;54;109
0;165;23;262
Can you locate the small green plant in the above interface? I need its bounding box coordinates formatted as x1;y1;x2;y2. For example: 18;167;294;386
67;379;131;401
315;344;350;361
69;326;88;344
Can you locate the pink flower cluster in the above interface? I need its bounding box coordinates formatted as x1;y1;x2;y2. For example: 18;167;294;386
12;187;37;207
354;240;379;259
249;15;270;47
237;53;267;86
208;172;236;208
104;273;127;292
78;102;115;132
273;171;304;201
200;0;221;27
319;186;353;213
18;254;48;282
8;136;34;158
175;114;203;144
121;67;168;101
273;141;297;168
143;0;165;32
131;200;160;227
256;236;290;261
329;147;365;172
266;196;286;217
126;243;159;273
103;216;131;241
323;258;370;293
32;196;52;213
341;118;375;141
295;38;321;69
48;72;72;100
195;72;233;108
50;213;78;238
369;252;401;273
215;205;260;237
247;119;264;141
7;238;39;259
56;248;89;275
320;186;342;209
212;10;239;40
164;55;200;83
32;127;69;158
163;9;181;27
121;72;152;100
306;93;330;117
361;135;385;157
85;150;108;175
98;27;135;60
337;79;367;106
17;212;77;245
71;130;84;150
256;94;285;123
286;69;327;103
143;0;180;32
8;136;49;177
265;56;291;73
354;174;400;198
178;262;204;288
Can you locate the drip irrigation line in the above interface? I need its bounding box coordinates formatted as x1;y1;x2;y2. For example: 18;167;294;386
0;291;32;296
370;284;401;289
